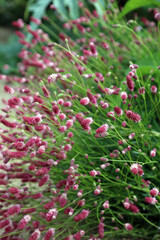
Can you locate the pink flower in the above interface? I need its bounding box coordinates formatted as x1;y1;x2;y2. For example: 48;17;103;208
125;110;141;123
46;208;58;221
12;19;24;28
73;230;85;240
90;170;98;177
87;89;97;105
138;87;145;94
35;167;49;176
4;204;21;217
150;148;156;157
98;221;104;238
4;86;15;94
44;228;55;240
29;229;41;240
155;12;160;21
150;188;159;197
73;209;89;222
96;124;109;134
128;133;135;139
80;97;90;105
59;193;68;207
126;75;134;91
39;174;49;187
130;163;144;176
120;91;128;100
145;197;157;205
103;200;109;209
52;105;60;115
151;85;157;94
114;106;123;116
18;215;31;230
30;17;41;25
94;185;102;195
124;223;133;231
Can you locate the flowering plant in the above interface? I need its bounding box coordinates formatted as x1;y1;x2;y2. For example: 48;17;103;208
0;1;159;239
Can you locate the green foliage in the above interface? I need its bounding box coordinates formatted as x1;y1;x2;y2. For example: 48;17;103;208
119;0;160;18
25;0;79;22
25;0;51;21
0;0;26;26
91;0;106;17
0;35;21;73
54;0;79;20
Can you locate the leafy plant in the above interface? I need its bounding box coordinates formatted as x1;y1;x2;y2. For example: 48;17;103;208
0;1;160;240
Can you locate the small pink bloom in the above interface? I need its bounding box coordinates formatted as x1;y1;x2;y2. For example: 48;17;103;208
122;121;126;127
96;124;109;134
59;125;67;132
46;208;58;221
124;223;133;231
59;113;66;120
128;133;135;139
151;85;157;94
120;91;128;100
80;97;90;105
126;75;134;91
30;17;41;25
103;200;109;209
44;228;55;240
98;221;104;238
150;148;156;157
18;215;31;230
150;188;159;197
138;87;145;94
114;106;123;116
39;174;49;187
155;12;160;21
145;197;157;205
66;120;73;129
4;204;21;217
90;170;98;177
125;110;141;123
130;163;144;176
4;86;15;94
29;229;41;240
73;209;89;222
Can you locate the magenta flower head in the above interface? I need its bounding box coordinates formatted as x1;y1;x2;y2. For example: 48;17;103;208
114;106;123;116
145;197;157;205
130;163;144;176
3;204;21;217
44;228;55;240
155;12;160;21
124;223;133;231
96;124;109;135
73;209;89;222
103;200;109;209
151;85;157;94
126;75;134;91
150;188;159;197
29;229;41;240
125;110;141;123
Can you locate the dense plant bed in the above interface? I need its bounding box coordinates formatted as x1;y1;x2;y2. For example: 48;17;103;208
0;1;159;240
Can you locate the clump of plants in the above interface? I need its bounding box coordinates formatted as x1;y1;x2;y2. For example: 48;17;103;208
0;1;159;240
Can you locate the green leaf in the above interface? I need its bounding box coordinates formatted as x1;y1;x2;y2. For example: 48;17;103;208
119;0;160;18
64;0;79;19
53;0;79;20
29;0;51;20
92;0;106;17
53;0;68;20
